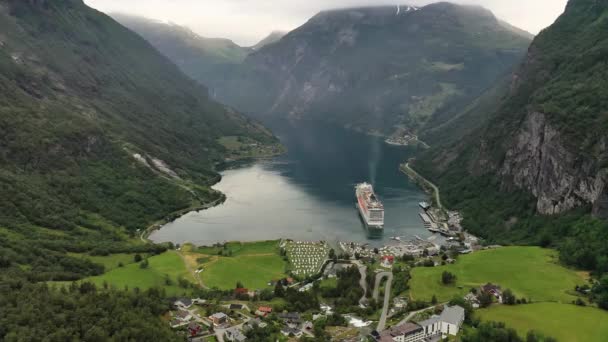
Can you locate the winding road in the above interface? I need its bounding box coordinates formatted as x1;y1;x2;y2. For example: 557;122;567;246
401;162;442;209
373;271;394;331
353;260;369;306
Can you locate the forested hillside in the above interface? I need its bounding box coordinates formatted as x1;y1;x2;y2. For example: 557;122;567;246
203;3;532;138
112;13;252;87
0;0;277;338
414;0;608;281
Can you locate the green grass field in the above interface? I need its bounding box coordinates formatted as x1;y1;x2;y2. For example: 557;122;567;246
478;303;608;342
195;241;286;289
409;247;585;303
200;254;286;290
82;251;194;296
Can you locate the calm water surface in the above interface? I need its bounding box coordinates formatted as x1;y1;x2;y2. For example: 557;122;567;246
150;123;430;246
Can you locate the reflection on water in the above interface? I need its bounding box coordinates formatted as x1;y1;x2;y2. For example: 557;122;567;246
150;122;429;246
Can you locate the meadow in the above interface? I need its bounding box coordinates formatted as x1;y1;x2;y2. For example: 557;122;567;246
478;303;608;342
79;251;194;296
195;240;287;290
409;247;586;303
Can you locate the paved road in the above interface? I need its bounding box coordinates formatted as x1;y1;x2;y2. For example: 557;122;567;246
353;260;368;306
374;271;393;331
401;162;442;209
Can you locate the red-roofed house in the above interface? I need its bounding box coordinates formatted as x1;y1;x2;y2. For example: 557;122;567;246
256;306;273;317
381;255;395;267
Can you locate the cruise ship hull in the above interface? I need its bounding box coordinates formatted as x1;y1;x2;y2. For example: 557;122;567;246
356;202;384;229
355;182;384;230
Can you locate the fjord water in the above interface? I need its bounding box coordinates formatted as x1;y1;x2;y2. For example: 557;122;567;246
150;122;429;246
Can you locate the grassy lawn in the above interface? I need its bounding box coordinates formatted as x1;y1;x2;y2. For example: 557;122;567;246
200;254;286;290
82;251;194;296
194;240;287;290
409;247;585;303
477;303;608;342
197;240;280;256
319;277;337;289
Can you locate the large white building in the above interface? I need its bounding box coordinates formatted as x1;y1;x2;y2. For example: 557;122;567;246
379;305;465;342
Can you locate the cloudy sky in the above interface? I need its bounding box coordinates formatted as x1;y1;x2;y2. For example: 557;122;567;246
84;0;568;46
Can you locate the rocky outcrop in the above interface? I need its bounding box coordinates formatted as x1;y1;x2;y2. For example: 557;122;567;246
500;111;607;216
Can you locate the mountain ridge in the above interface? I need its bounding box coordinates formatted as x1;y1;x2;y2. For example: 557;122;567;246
204;2;532;138
412;0;608;275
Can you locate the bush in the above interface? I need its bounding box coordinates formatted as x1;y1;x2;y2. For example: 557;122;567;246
441;271;456;285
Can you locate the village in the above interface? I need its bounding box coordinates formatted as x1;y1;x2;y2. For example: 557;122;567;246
160;224;512;342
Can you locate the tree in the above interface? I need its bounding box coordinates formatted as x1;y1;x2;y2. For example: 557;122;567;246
441;271;456;285
236;281;244;289
139;259;149;269
134;254;142;263
274;282;285;297
431;294;438;305
479;292;493;308
502;289;516;305
329;249;336;261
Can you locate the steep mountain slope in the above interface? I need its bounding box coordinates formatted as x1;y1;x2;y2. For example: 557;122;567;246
111;13;252;85
0;0;276;281
251;30;287;50
210;3;532;137
414;0;608;273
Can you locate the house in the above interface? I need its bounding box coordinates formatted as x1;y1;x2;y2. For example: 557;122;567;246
225;326;247;342
192;298;206;305
439;305;465;336
174;298;193;309
187;322;204;337
229;303;244;310
381;255;395;267
388;305;466;341
426;245;440;256
244;318;267;331
175;310;192;322
481;283;503;303
281;327;302;338
170;319;188;329
378;322;425;342
464;292;480;308
209;312;228;326
299;283;314;292
418;316;441;338
278;312;301;324
234;287;249;296
302;321;314;331
256;306;272;317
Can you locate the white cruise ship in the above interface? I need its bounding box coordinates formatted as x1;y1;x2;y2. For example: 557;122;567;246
355;182;384;229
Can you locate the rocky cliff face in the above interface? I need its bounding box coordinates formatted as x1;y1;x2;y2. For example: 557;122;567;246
424;0;608;219
500;111;607;216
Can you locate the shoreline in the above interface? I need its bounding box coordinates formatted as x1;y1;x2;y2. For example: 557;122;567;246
399;161;443;210
141;147;286;244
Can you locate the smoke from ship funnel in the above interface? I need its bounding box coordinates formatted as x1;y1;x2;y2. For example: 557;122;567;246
368;136;382;186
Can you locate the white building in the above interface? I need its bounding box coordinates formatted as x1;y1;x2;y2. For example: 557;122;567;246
378;323;424;342
440;305;465;336
417;305;465;339
381;305;465;342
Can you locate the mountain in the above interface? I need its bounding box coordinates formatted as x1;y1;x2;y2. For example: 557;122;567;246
0;0;277;283
414;0;608;273
208;3;532;138
111;13;252;84
251;30;287;50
